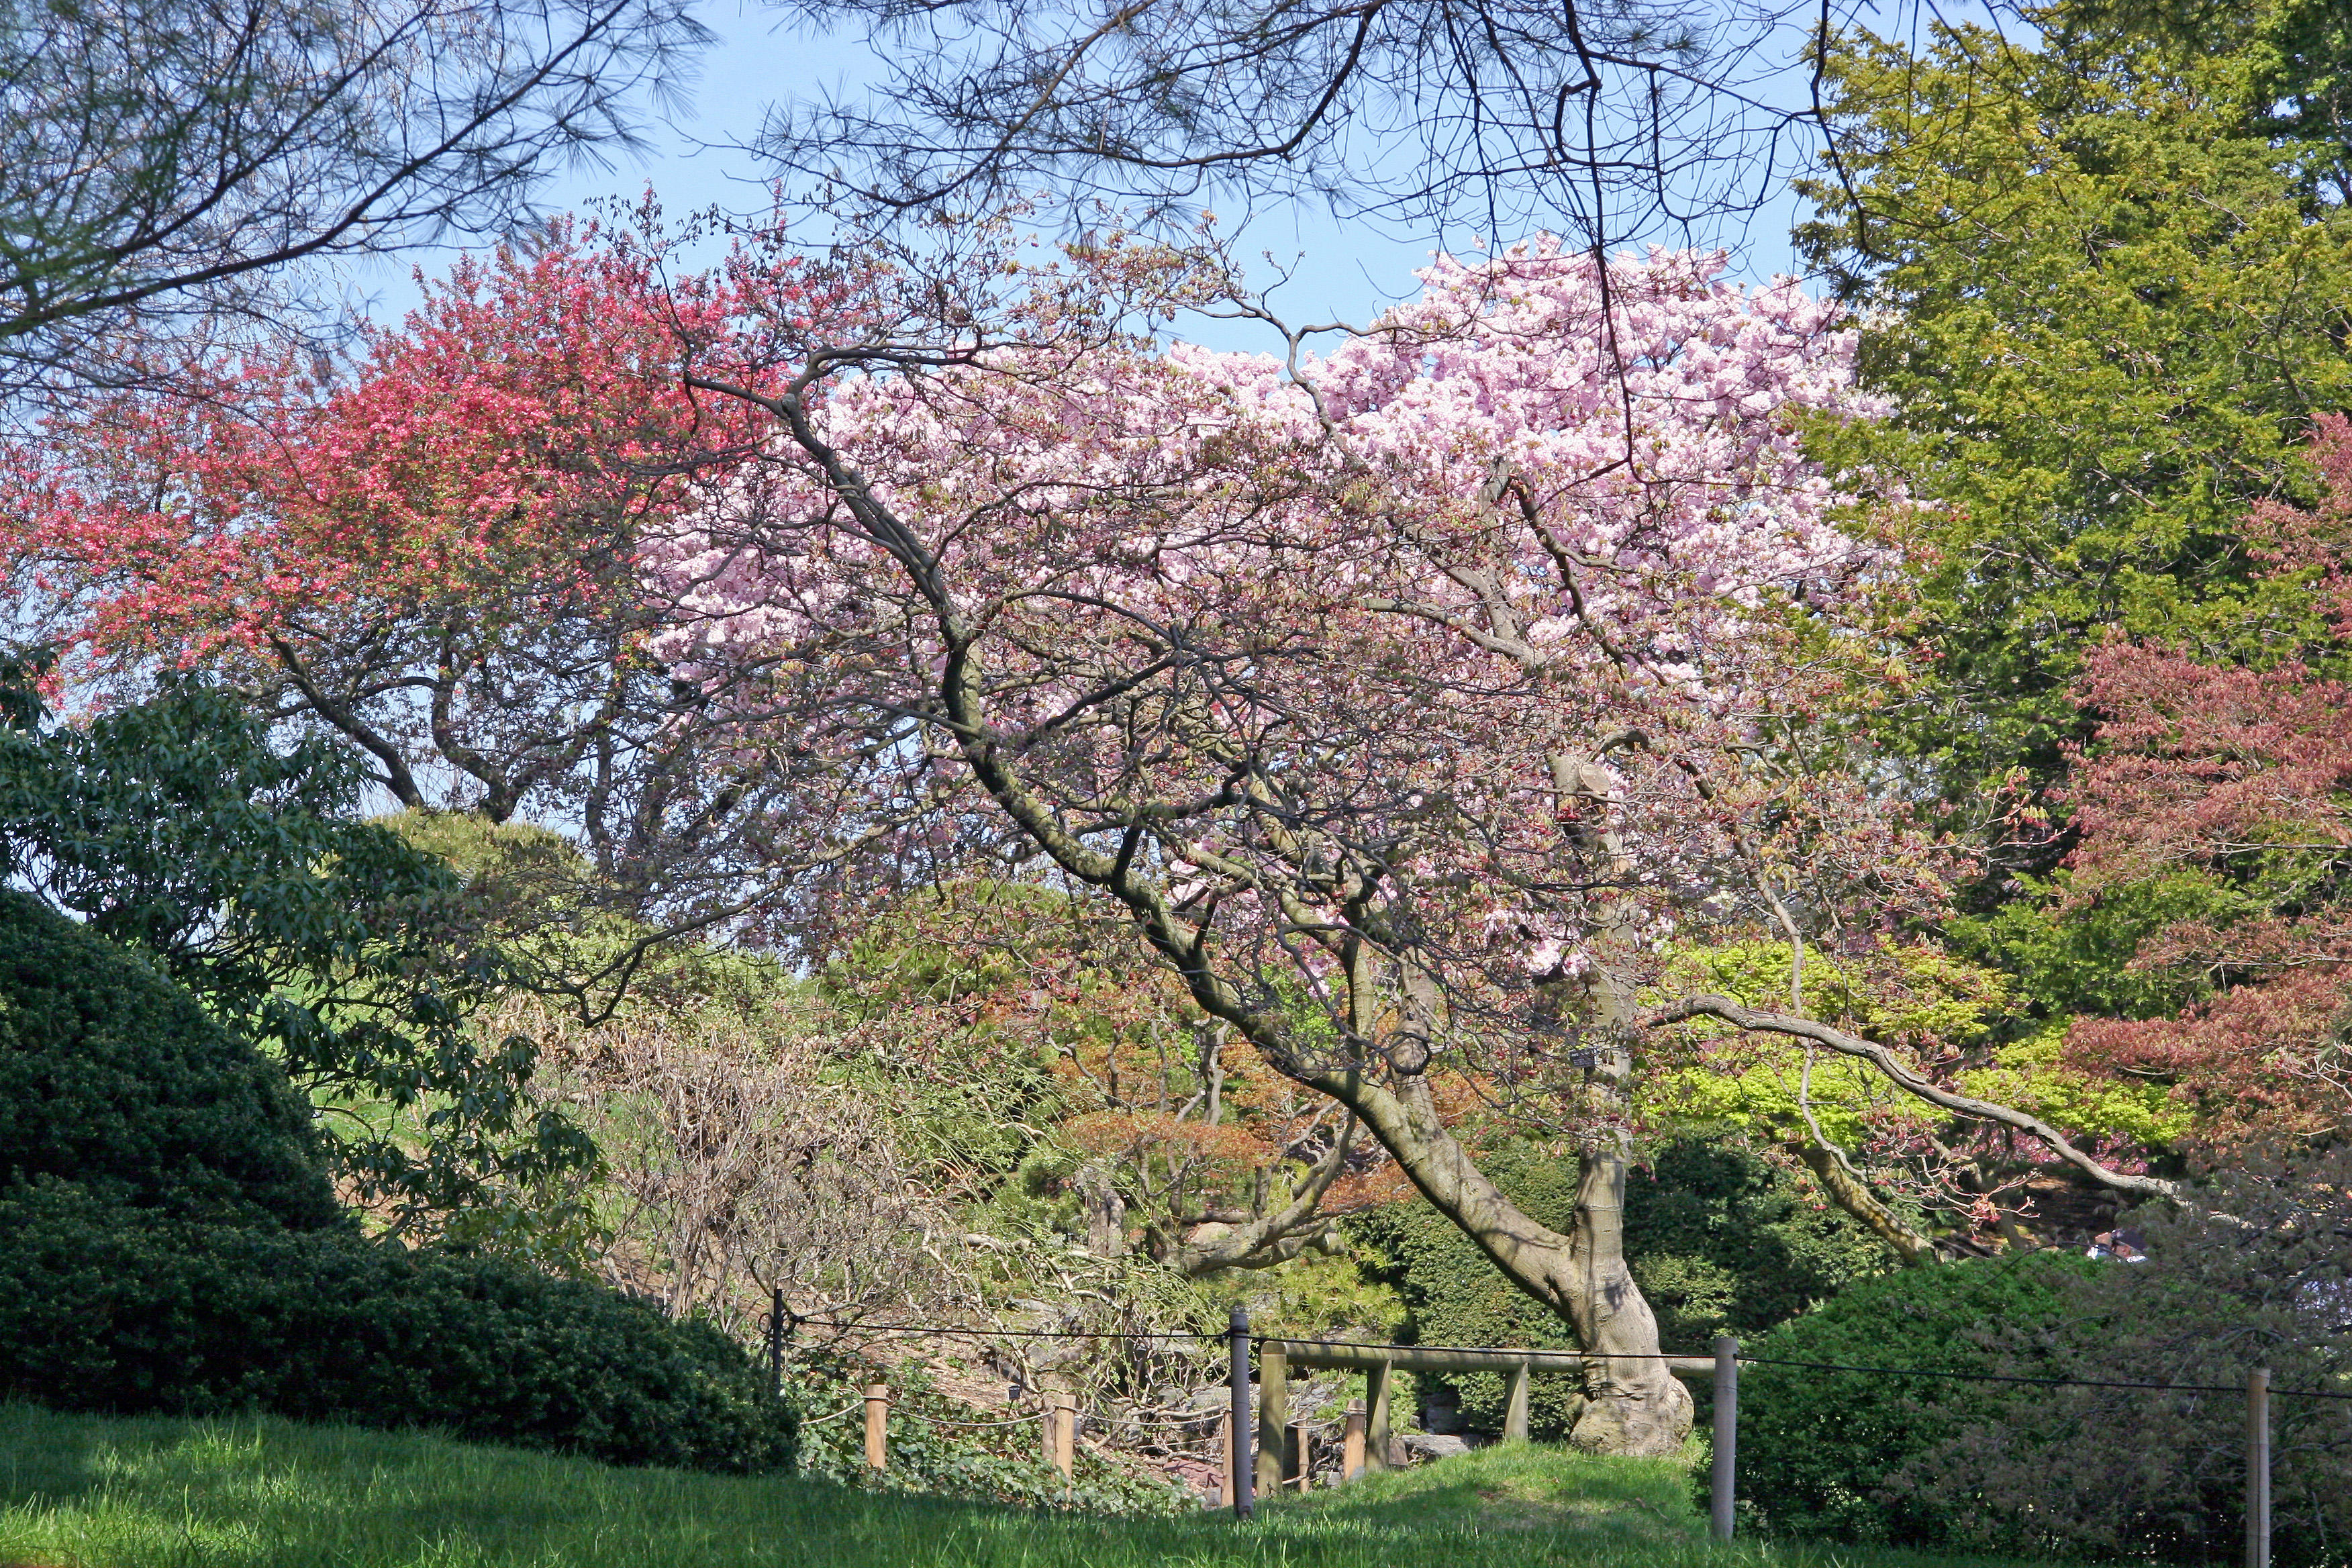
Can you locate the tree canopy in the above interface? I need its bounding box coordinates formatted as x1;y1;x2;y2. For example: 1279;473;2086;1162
0;0;709;400
1797;3;2352;824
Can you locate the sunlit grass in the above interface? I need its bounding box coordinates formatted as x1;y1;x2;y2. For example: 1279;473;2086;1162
0;1402;2055;1567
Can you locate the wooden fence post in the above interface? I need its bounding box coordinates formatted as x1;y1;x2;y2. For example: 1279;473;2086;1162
1255;1340;1289;1502
1503;1359;1532;1444
2247;1367;2270;1568
1228;1305;1253;1521
1712;1336;1738;1543
767;1287;788;1398
1365;1358;1393;1471
864;1383;889;1471
1052;1391;1076;1479
1342;1402;1367;1482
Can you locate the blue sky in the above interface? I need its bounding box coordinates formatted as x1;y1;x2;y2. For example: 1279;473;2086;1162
342;0;1999;355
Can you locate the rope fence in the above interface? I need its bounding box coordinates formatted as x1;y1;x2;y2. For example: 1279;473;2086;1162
783;1317;1222;1343
775;1312;2351;1402
795;1401;866;1428
766;1292;2330;1565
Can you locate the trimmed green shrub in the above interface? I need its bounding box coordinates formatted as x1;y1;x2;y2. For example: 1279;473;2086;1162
0;891;793;1475
0;889;338;1229
0;1183;796;1474
1859;1161;2352;1567
1623;1139;1894;1338
1352;1138;1889;1436
1732;1251;2094;1545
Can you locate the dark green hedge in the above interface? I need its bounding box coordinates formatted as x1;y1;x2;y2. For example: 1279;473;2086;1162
0;888;339;1229
1736;1185;2352;1565
0;889;793;1474
0;1183;796;1473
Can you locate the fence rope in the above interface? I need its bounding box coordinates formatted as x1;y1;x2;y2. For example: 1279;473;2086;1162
796;1401;867;1427
785;1318;2352;1402
1728;1355;2352;1401
790;1318;1219;1343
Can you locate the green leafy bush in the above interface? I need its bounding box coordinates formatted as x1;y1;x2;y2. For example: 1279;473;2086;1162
0;669;595;1233
1732;1251;2093;1545
1873;1158;2352;1567
0;888;338;1229
0;1183;796;1474
0;887;791;1475
1353;1138;1888;1436
1621;1140;1894;1340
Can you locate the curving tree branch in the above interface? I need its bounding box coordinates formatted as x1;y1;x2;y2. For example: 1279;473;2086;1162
1650;993;2181;1202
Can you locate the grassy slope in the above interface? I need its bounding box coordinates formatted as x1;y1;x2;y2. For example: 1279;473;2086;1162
0;1404;2041;1568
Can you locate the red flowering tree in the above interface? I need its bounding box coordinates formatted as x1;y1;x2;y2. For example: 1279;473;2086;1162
1;218;893;993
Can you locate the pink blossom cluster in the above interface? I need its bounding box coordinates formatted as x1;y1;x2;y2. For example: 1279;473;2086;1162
648;238;1909;1038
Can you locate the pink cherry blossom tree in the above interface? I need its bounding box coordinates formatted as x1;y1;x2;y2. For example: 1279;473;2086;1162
7;208;2224;1448
650;231;1912;1452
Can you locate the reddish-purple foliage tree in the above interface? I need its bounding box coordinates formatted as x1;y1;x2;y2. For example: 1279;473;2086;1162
2064;414;2352;1148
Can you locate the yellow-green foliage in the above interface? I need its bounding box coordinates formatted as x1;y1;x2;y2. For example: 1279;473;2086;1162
1645;940;2175;1149
1956;1028;2192;1149
1643;940;2002;1147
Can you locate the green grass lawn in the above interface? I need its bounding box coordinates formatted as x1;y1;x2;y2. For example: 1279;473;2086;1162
0;1403;2045;1568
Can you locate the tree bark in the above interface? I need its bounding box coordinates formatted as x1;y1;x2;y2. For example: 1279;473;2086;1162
1165;1116;1353;1274
1792;1138;1936;1265
1291;1063;1689;1454
1565;1128;1691;1453
1546;753;1694;1453
1075;1161;1128;1257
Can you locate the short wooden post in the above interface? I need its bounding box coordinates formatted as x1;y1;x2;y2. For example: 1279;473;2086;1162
1342;1403;1367;1481
1283;1422;1305;1489
1228;1306;1253;1520
1503;1359;1532;1443
863;1383;889;1471
2247;1367;2270;1568
1711;1336;1738;1543
1052;1391;1077;1479
1255;1340;1289;1501
766;1287;785;1397
1365;1359;1393;1471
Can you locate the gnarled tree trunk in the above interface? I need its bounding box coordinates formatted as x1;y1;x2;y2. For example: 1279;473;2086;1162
1565;1126;1691;1453
1291;1062;1691;1454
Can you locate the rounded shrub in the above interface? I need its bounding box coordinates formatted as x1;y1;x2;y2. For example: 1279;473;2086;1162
0;889;793;1475
0;1183;797;1473
0;889;338;1228
1732;1251;2094;1545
